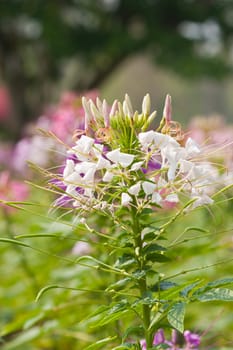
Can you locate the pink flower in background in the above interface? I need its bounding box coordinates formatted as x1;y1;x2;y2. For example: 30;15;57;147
9;90;99;176
188;115;233;186
0;86;11;121
140;329;201;349
0;143;13;167
0;171;29;212
71;241;92;255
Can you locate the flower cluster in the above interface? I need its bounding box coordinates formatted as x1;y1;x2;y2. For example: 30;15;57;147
55;94;220;213
140;329;200;350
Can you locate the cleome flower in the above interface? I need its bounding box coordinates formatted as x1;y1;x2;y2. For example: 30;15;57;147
52;94;224;214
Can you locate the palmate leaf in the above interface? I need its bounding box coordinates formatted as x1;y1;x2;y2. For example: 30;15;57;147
167;302;186;333
196;288;233;302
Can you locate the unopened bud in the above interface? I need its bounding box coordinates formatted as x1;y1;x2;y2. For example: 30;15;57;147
163;94;172;123
102;99;109;127
109;99;118;117
124;94;133;116
82;97;92;130
142;93;151;115
90;100;102;120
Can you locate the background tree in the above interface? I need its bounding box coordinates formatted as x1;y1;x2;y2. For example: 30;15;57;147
1;0;233;138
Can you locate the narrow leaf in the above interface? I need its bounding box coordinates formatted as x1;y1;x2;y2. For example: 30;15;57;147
84;336;117;350
0;237;30;248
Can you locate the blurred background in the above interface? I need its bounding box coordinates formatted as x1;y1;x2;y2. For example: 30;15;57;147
1;0;233;141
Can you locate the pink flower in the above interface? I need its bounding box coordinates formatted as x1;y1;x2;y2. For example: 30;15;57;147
0;171;29;212
0;87;11;121
71;241;92;255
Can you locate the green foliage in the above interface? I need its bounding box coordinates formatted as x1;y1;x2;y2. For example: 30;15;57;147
0;186;232;349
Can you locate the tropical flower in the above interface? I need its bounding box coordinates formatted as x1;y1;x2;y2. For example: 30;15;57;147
53;94;222;214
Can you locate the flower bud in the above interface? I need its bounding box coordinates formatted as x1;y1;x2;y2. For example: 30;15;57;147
142;93;151;115
163;94;172;123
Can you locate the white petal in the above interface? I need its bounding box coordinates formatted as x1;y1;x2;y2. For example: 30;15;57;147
128;182;141;195
185;137;201;156
131;161;144;171
118;153;135;167
151;192;162;205
106;149;121;162
65;171;82;184
103;170;114;182
96;156;111;170
121;192;132;206
165;193;179;203
63;159;75;178
106;149;134;167
142;181;156;195
138;130;155;147
72;135;95;154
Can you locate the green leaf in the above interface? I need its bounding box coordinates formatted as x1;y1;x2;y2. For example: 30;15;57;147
23;312;45;330
184;226;208;233
180;280;203;297
84;336;117;350
0;237;30;248
146;252;170;263
113;344;137;350
148;345;170;349
106;277;132;291
92;300;131;327
122;325;143;342
1;321;58;350
143;243;167;253
151;281;178;292
206;278;233;289
159;280;196;299
167;302;186;333
114;255;137;269
197;288;233;302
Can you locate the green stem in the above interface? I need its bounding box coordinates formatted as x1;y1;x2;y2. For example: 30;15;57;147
131;206;153;348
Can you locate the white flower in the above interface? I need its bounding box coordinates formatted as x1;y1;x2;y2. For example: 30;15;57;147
96;156;111;170
102;170;114;182
165;193;179;203
63;159;75;179
121;192;132;206
142;181;156;195
151;192;162;205
185;137;201;156
75;162;96;183
128;182;141;195
131;161;144;171
139;131;179;151
190;190;214;209
106;149;135;167
161;143;185;181
71;135;95;161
